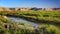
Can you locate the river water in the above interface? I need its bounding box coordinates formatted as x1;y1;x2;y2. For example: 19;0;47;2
7;16;38;26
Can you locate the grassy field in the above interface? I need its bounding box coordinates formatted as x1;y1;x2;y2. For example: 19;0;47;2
0;15;60;34
0;10;60;25
0;10;60;34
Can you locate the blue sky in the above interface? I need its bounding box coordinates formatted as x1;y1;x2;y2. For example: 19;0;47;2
0;0;60;8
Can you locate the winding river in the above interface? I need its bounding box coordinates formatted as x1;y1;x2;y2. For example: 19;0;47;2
7;16;38;26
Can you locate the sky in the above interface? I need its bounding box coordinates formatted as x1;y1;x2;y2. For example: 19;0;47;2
0;0;60;8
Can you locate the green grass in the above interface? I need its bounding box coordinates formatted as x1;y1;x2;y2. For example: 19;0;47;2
0;15;60;34
0;10;60;24
0;10;60;34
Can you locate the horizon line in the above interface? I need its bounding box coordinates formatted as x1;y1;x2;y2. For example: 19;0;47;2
0;6;60;8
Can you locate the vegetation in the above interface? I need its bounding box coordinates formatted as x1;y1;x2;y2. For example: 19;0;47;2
0;10;60;24
0;10;60;34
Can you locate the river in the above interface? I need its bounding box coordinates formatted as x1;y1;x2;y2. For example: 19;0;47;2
7;16;39;26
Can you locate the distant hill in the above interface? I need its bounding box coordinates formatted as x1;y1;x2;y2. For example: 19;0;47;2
0;7;60;11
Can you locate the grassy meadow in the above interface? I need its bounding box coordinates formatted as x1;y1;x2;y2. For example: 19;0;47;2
0;10;60;34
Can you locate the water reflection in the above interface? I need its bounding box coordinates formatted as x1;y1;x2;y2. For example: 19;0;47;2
7;16;38;26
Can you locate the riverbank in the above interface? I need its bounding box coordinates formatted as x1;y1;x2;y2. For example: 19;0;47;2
6;14;60;26
0;10;60;34
0;11;60;26
0;15;60;34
